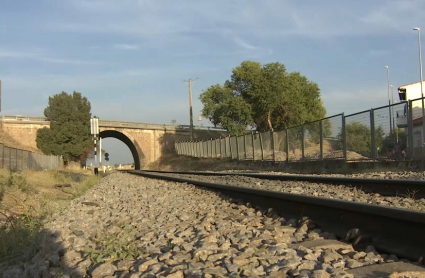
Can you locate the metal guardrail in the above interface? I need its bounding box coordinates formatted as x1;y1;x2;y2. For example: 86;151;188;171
0;115;225;131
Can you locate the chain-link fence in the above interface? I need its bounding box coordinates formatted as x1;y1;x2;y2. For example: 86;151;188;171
175;98;425;162
344;110;372;160
0;144;63;171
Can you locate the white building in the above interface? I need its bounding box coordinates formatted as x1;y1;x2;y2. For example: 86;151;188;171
396;81;425;157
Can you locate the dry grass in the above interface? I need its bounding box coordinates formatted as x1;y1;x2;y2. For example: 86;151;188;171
0;168;101;263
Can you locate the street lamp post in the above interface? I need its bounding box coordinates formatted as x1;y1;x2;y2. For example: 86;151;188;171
413;27;425;148
385;66;393;139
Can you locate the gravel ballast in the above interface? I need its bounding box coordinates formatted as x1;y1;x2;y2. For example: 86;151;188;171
2;172;423;277
166;173;425;212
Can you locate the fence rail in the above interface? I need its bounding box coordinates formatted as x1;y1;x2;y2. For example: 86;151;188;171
176;98;425;162
0;144;63;171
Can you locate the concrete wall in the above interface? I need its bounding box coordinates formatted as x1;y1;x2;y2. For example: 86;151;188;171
1;121;50;150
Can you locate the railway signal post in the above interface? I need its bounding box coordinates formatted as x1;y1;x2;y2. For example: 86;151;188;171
90;117;99;175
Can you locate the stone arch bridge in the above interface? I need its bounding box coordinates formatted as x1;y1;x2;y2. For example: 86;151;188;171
1;115;226;169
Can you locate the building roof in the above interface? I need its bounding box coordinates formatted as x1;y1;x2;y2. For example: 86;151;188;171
413;116;424;126
398;81;425;90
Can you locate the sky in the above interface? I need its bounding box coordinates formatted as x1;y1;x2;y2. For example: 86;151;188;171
1;0;425;165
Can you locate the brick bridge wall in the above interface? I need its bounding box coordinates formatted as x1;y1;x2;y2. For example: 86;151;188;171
1;116;226;169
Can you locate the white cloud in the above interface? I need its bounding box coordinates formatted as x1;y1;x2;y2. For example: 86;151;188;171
113;44;139;50
368;49;390;57
233;37;258;50
0;49;99;65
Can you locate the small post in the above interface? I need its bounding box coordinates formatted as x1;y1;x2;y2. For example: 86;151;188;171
408;100;414;160
223;138;227;158
236;136;240;160
319;120;324;160
229;136;233;159
271;131;276;162
285;129;289;162
252;133;255;161
301;125;305;161
370;109;376;160
259;132;264;160
244;134;247;160
342;113;347;161
219;137;222;159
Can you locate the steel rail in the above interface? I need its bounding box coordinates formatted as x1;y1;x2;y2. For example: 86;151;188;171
141;170;425;199
128;170;425;263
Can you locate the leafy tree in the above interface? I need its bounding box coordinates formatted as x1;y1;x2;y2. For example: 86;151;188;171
337;122;385;157
36;91;92;165
200;61;328;136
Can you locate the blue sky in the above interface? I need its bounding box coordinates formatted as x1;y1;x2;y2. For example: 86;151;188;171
1;0;425;165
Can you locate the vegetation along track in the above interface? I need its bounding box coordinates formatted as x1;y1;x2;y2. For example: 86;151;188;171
128;170;425;264
143;170;425;199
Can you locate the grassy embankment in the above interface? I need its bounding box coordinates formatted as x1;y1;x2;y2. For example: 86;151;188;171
0;169;101;265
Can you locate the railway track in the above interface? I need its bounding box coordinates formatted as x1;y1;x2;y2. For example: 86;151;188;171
141;170;425;198
128;170;425;264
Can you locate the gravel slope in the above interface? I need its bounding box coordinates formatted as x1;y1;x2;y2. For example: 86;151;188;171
2;172;422;278
168;174;425;212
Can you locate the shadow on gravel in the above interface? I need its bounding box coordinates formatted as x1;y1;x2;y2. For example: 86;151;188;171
0;225;92;278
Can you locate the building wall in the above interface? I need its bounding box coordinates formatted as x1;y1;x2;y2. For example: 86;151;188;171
400;82;425;105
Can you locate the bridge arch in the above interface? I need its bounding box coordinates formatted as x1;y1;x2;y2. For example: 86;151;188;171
99;129;145;170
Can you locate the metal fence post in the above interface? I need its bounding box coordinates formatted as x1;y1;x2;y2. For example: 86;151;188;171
285;129;289;162
301;125;305;161
342;113;347;161
408;100;414;160
212;140;215;158
229;136;233;159
319;120;324;160
259;132;264;161
244;134;247;160
271;131;276;162
236;136;240;160
219;137;222;159
224;138;227;158
370;109;376;160
252;133;255;161
206;140;209;158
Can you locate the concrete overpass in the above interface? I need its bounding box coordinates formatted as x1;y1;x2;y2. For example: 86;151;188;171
1;115;226;169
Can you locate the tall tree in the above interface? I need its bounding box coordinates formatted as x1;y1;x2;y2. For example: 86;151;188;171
200;61;328;136
36;91;92;165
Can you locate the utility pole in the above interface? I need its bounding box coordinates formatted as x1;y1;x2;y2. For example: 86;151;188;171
184;78;198;141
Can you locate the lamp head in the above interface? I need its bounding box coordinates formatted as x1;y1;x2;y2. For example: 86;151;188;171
414;27;420;31
385;66;389;69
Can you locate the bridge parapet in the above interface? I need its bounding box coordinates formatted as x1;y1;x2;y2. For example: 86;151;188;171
2;115;49;123
1;115;225;131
